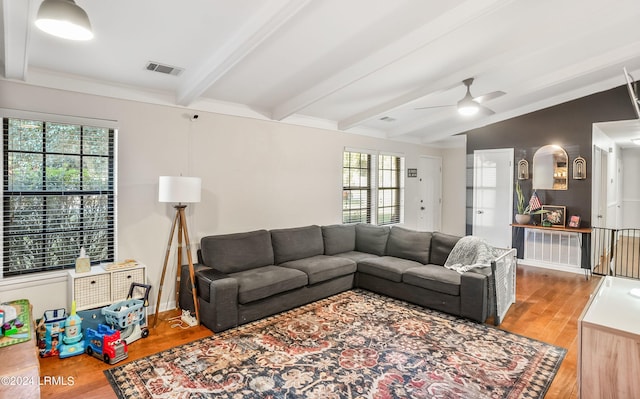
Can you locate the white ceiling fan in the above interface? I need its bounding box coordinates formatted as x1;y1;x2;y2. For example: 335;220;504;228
415;78;505;116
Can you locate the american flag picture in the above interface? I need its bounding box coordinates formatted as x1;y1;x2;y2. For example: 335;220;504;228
529;191;542;211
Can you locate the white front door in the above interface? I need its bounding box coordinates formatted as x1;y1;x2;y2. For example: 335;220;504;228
417;156;442;232
473;149;514;248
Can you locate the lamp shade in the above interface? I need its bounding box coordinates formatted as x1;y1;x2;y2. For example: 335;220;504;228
35;0;94;41
158;176;201;203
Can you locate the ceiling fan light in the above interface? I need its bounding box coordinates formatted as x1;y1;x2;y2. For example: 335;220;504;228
457;99;479;116
35;0;93;41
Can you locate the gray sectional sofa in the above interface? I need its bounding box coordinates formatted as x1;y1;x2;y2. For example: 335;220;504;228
179;223;495;333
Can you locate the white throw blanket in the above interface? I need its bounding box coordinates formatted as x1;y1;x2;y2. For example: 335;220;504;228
444;236;504;274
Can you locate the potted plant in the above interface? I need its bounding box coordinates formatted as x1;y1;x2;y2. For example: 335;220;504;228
515;181;546;224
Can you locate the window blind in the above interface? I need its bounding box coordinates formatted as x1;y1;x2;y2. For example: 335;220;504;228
2;117;116;277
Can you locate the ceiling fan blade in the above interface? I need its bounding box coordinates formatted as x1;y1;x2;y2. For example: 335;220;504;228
477;104;495;116
473;90;505;103
414;104;455;110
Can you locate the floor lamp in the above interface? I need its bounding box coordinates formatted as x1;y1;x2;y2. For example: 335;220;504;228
153;176;201;328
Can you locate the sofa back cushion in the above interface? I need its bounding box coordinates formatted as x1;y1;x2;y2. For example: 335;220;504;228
200;230;274;273
322;224;356;255
430;232;462;266
386;227;432;264
355;224;390;256
271;225;324;264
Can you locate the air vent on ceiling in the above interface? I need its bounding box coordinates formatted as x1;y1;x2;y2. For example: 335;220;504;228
145;61;184;76
380;116;396;122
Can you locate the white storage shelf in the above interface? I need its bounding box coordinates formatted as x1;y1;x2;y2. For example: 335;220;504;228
68;264;146;310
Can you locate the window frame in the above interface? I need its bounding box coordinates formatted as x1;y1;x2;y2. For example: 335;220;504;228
1;110;118;279
342;148;404;226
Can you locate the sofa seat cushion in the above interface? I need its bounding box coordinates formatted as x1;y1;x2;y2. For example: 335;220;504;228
358;256;423;283
280;255;357;285
230;266;308;304
403;265;461;296
334;251;380;263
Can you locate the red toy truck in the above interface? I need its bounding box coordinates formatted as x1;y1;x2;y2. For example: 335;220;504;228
85;324;128;364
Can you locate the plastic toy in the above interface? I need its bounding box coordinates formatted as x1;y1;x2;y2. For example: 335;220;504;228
0;305;19;336
59;301;85;359
85;324;128;364
37;308;66;357
102;283;151;344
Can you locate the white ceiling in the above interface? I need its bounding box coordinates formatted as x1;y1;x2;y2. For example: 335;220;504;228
2;0;640;146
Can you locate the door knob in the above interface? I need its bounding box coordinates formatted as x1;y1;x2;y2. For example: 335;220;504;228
420;207;425;210
477;210;484;214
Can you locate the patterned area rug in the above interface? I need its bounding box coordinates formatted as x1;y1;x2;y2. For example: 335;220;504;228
105;290;565;398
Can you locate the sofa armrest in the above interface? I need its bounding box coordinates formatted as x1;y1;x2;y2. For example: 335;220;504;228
459;270;489;322
179;264;239;332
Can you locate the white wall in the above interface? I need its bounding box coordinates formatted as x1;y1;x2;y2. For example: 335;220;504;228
0;80;455;316
441;146;466;236
622;147;640;228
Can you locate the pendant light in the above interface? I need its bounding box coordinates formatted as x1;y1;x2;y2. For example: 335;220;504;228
35;0;93;41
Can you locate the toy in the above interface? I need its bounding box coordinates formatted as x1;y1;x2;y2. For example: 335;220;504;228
85;324;128;364
102;283;151;344
37;308;66;357
58;301;85;359
0;305;19;336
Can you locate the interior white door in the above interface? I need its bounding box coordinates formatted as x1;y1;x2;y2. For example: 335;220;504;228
473;149;514;248
417;156;442;232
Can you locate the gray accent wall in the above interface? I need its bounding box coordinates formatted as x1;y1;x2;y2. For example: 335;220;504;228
463;84;637;250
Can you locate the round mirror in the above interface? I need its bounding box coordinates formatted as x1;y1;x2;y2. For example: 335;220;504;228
532;145;568;190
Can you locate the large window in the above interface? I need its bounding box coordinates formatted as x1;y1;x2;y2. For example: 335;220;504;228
342;150;404;225
2;117;116;277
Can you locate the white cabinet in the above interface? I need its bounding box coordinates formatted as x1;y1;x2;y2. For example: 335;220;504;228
68;265;146;310
578;276;640;398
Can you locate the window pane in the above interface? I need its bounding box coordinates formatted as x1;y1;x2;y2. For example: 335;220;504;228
342;151;371;224
8;153;43;191
47;196;82;232
46;155;81;191
46;123;81;154
8;119;42;151
83;156;110;191
83;126;110;155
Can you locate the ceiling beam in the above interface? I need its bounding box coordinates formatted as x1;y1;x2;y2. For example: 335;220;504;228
176;0;312;107
270;0;515;122
2;0;32;80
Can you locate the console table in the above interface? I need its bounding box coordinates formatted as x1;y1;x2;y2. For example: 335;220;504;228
578;276;640;398
511;224;591;274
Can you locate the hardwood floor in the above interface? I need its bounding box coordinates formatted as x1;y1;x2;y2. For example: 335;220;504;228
38;265;601;398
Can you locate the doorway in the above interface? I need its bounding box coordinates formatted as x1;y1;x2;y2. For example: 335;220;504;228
417;156;442;232
472;149;514;248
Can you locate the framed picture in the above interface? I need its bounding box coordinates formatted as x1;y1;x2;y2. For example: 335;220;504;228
542;205;566;227
568;215;581;228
